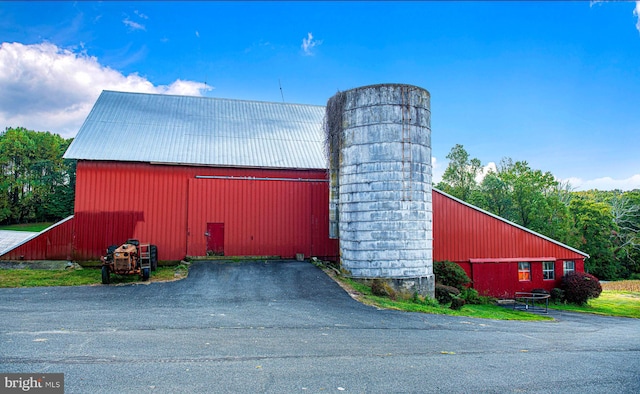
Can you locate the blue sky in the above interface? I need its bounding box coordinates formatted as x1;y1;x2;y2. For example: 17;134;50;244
1;1;639;190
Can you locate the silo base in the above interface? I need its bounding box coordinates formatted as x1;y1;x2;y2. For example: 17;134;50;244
354;275;435;300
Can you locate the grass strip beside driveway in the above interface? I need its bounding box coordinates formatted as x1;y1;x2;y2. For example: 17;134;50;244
0;265;188;287
323;267;552;321
548;291;640;318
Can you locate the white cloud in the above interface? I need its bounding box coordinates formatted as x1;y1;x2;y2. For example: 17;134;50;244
431;157;442;184
475;162;497;184
564;174;640;191
301;32;322;56
134;10;149;20
0;42;211;138
634;1;640;33
195;31;200;38
123;17;145;31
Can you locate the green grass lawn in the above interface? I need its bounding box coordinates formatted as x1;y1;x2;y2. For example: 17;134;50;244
326;268;640;320
548;291;640;318
360;283;638;320
363;293;552;321
0;222;53;232
0;265;188;288
336;274;552;321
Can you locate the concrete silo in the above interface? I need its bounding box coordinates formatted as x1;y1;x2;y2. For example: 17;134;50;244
326;84;434;297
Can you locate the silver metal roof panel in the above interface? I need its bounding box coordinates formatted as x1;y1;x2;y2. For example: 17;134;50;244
64;91;327;170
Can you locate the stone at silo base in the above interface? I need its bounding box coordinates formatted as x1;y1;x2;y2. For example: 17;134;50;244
354;275;435;299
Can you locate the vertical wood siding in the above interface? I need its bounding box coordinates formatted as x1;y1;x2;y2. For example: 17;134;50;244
186;177;333;258
71;161;338;261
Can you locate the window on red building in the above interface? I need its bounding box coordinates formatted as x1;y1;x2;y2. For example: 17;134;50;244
563;260;575;275
518;262;531;281
543;261;555;280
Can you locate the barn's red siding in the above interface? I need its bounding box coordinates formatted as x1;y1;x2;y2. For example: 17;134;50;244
433;189;586;297
1;217;74;260
72;161;338;261
187;177;334;258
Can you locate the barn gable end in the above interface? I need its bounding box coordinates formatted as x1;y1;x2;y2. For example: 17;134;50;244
433;189;588;297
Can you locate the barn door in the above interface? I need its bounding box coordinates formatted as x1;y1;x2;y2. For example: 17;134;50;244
206;223;224;256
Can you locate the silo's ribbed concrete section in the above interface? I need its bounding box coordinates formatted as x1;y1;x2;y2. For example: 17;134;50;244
326;84;434;297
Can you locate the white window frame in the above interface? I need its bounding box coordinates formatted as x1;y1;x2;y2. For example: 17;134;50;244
563;260;575;275
518;262;531;282
543;261;555;280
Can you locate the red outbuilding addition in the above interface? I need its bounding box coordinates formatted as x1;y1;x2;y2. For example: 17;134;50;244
433;189;587;297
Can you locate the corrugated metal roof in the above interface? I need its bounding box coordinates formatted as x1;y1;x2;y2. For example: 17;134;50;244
64;91;327;169
0;230;39;256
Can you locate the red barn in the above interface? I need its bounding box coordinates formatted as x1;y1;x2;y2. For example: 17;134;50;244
1;90;587;298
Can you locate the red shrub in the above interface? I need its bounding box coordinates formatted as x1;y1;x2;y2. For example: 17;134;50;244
561;272;602;306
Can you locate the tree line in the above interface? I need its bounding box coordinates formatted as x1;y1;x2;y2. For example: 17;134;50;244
436;144;640;281
0;127;75;225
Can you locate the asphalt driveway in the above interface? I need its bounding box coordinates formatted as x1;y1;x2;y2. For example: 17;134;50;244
1;260;639;393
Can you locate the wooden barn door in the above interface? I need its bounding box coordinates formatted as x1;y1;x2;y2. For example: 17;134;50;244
206;223;225;256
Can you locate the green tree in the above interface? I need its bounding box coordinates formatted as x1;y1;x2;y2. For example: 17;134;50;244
436;144;482;201
571;189;640;278
496;159;558;230
541;181;577;246
478;170;513;219
479;158;575;245
0;170;10;222
608;190;640;277
569;196;619;280
0;127;75;224
0;127;35;222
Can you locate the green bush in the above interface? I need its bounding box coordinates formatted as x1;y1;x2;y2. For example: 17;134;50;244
412;292;440;307
434;260;471;291
561;272;602;306
550;288;565;303
460;288;481;304
435;283;460;305
450;298;465;310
